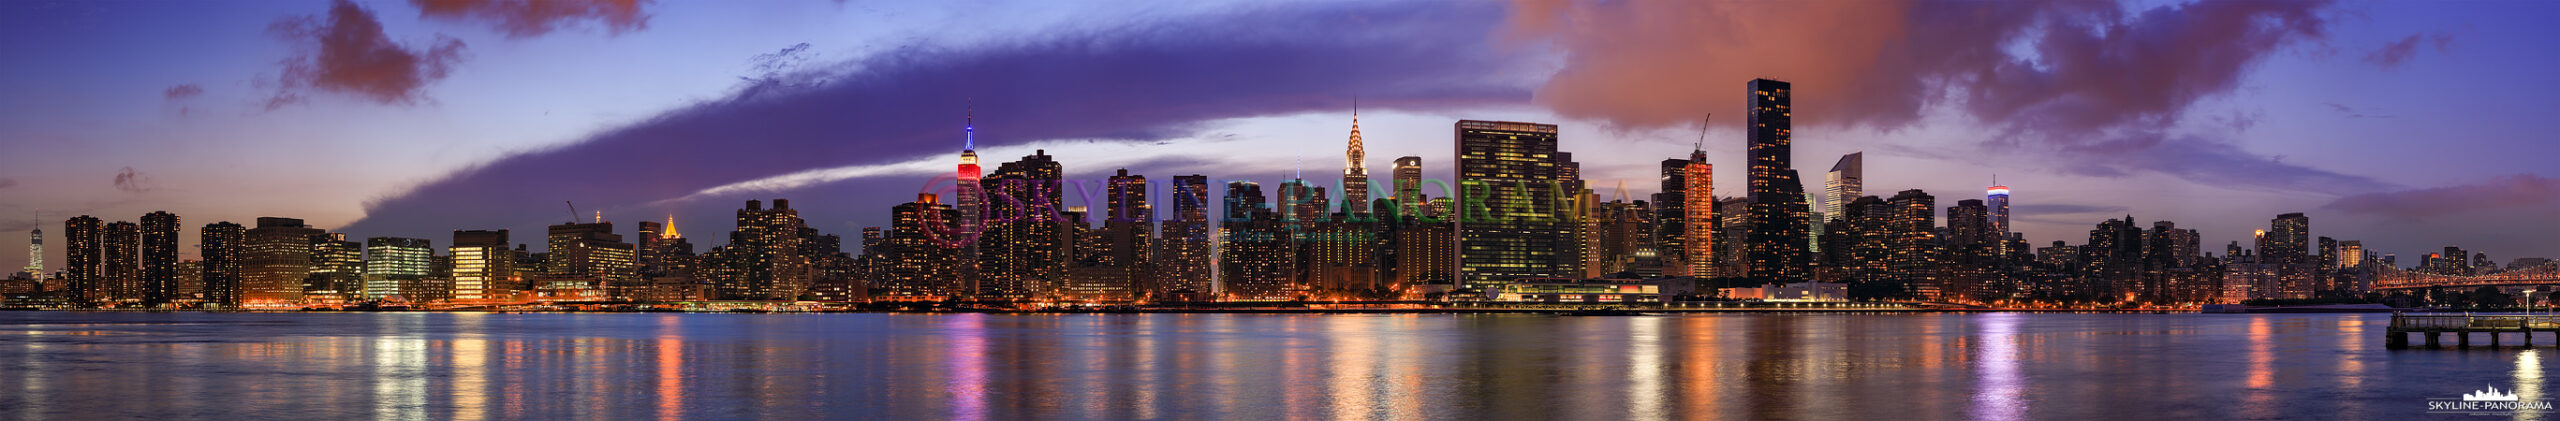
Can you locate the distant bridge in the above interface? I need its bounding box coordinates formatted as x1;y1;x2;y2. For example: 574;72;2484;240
2373;262;2560;291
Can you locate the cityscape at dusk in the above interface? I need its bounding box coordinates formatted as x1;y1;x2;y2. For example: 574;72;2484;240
2;0;2557;419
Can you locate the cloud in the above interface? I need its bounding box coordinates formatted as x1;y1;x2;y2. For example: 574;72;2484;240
0;178;17;189
2364;32;2453;69
113;167;153;193
337;2;1529;238
2324;174;2560;220
2053;131;2383;196
410;0;649;38
1505;0;2347;193
267;0;468;109
163;84;204;100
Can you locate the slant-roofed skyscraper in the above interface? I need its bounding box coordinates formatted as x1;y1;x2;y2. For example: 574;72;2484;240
1744;78;1811;281
1824;153;1862;220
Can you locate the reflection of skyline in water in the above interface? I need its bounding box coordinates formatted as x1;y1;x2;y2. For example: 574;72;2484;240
0;313;2534;420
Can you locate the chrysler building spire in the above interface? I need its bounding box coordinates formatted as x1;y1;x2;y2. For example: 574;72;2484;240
1340;98;1371;215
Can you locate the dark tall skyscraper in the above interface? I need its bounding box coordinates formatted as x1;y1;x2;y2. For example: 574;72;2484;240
103;221;139;303
979;150;1065;300
140;211;179;306
1453;120;1577;288
1745;79;1811;281
199;222;245;307
1155;175;1213;297
1652;157;1691;276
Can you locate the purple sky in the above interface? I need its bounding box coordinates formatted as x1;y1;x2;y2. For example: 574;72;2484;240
1;0;2555;269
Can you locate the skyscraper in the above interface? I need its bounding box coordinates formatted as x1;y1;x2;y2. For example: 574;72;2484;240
1824;153;1862;219
1096;169;1153;297
2265;212;2313;299
546;220;637;291
956;110;985;295
1393;156;1424;215
363;237;432;301
1744;79;1812;281
140;211;179;306
450;230;513;302
1342;106;1371;216
1653;157;1692;276
1220;181;1294;299
308;233;365;301
1886;190;1938;299
24;216;41;280
1154;175;1213;298
878;193;962;299
1682;149;1716;277
242;217;321;305
718;199;815;300
63;216;103;306
103;221;139;303
980;151;1065;300
1453;120;1576;288
199;222;244;307
1987;179;2011;242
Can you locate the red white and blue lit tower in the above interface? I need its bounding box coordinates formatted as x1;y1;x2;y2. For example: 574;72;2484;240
1987;178;2011;249
957;109;984;293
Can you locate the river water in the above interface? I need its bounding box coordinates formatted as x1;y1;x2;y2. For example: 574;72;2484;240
0;312;2540;420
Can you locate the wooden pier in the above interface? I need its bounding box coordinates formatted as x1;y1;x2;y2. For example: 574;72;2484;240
2386;313;2560;350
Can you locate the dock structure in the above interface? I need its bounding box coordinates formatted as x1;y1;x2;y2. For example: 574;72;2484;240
2387;313;2560;350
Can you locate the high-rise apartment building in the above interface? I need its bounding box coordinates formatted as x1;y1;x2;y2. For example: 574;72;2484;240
979;151;1065;300
877;193;962;299
140;211;179;306
102;221;139;303
199;222;245;307
63;216;100;306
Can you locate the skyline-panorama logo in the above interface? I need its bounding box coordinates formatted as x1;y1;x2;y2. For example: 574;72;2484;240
2432;384;2552;416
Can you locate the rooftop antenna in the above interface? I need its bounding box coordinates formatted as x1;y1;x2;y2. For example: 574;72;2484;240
564;201;579;224
965;99;975;151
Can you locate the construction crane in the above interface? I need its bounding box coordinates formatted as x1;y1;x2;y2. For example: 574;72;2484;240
565;201;580;224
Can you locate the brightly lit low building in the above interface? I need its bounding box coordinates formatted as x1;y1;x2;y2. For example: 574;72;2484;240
1722;282;1850;302
1479;278;1698;303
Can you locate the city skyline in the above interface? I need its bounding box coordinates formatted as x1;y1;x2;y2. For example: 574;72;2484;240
1;0;2556;273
